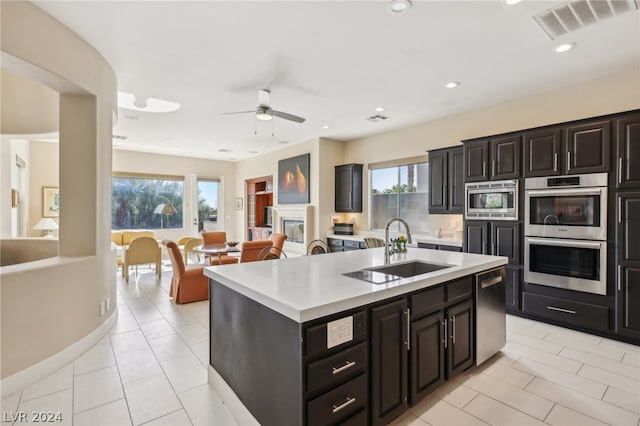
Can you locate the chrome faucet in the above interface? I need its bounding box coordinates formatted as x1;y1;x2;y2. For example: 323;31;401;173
384;218;413;264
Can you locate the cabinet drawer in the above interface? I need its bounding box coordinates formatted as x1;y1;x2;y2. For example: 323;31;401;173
417;243;437;249
522;292;610;331
411;286;445;319
340;409;367;426
447;277;473;304
343;240;361;249
328;238;344;247
305;311;367;357
439;245;462;252
307;374;367;426
307;342;367;393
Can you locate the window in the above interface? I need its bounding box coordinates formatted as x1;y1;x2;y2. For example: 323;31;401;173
370;162;429;233
112;175;183;230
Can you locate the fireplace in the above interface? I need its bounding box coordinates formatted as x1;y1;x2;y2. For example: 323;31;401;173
283;220;304;243
273;206;313;256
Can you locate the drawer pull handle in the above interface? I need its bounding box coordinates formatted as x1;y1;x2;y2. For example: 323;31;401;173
441;320;448;349
547;306;576;315
619;158;623;184
451;315;456;344
481;275;503;288
332;396;356;413
332;360;356;375
553;153;558;172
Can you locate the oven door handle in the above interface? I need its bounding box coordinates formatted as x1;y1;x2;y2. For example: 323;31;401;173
526;237;603;249
526;188;603;197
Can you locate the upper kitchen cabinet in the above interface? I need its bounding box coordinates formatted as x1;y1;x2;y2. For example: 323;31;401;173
615;111;640;188
463;135;520;182
524;120;611;177
428;146;463;214
565;119;611;175
524;127;563;177
335;163;363;213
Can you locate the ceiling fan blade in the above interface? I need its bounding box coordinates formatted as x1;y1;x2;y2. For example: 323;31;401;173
258;89;271;107
221;110;255;115
273;110;306;123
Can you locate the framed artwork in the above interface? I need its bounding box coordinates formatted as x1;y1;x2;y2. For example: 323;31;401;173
42;187;60;217
278;153;310;204
235;197;244;210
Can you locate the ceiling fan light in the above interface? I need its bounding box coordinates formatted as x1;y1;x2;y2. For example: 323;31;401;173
256;106;273;121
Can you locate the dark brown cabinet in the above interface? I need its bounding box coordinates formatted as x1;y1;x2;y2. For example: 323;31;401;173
523;128;563;177
464;221;489;255
370;299;408;426
463;135;520;182
446;300;474;378
335;164;363;213
428;147;464;213
505;265;521;312
616;192;640;339
409;312;445;403
615;111;640;188
524;120;611;177
463;221;519;264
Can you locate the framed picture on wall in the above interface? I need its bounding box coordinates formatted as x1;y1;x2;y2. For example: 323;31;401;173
42;187;60;217
278;153;310;204
235;197;243;210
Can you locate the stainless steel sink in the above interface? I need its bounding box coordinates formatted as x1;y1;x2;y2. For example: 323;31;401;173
366;260;452;278
343;260;453;284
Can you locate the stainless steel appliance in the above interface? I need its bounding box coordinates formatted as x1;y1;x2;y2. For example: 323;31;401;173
475;267;506;365
465;179;518;220
524;172;608;295
524;173;607;240
524;237;606;295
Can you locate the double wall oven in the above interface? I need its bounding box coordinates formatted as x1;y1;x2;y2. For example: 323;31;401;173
524;173;608;295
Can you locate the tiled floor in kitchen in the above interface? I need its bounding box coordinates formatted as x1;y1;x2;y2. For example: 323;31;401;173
2;267;639;426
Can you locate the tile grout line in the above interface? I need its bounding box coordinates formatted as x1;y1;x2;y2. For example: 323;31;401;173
106;327;135;426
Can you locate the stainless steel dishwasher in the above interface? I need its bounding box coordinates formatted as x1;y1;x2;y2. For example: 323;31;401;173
475;267;506;365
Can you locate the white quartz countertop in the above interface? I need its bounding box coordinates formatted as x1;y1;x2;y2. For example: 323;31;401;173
204;248;506;323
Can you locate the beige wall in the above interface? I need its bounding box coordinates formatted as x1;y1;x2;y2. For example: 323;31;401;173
344;65;640;230
1;1;117;383
113;149;237;241
29;141;59;237
234;138;347;242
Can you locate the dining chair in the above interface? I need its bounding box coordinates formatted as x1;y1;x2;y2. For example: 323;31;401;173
258;246;287;261
182;237;203;264
307;239;329;255
240;240;273;263
364;237;386;249
122;236;161;283
202;231;227;245
162;240;208;304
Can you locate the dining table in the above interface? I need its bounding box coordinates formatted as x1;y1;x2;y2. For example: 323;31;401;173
194;243;241;264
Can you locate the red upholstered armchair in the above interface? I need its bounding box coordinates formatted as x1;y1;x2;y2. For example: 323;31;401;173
162;239;209;304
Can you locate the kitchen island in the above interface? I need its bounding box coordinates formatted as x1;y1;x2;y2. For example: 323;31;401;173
204;248;507;426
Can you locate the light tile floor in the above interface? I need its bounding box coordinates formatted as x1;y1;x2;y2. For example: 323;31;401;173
2;266;639;426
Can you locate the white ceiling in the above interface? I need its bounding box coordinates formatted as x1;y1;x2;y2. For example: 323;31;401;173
33;0;640;161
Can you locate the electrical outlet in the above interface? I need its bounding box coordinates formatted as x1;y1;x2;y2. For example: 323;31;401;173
100;300;106;316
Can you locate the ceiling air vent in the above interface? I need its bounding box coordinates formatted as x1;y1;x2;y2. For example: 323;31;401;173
533;0;639;39
218;148;232;153
112;135;127;140
366;114;389;122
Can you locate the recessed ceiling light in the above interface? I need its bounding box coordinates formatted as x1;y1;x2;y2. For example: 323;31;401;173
323;125;331;129
375;107;385;112
445;81;461;88
388;0;411;14
555;43;576;53
505;0;522;5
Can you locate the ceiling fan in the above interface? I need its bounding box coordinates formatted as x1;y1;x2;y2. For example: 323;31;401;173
222;89;306;124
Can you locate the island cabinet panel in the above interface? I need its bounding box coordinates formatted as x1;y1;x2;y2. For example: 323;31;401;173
209;281;304;426
447;300;475;377
409;312;445;403
370;298;408;426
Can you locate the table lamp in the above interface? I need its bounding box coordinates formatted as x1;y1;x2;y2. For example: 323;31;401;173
33;218;59;237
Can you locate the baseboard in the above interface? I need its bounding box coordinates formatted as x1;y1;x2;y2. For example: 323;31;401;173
207;365;259;426
1;308;118;398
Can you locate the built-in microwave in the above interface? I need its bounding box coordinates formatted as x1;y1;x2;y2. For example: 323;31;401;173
465;179;518;220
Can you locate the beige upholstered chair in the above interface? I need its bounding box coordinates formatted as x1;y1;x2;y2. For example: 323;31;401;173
122;236;161;283
183;237;203;264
